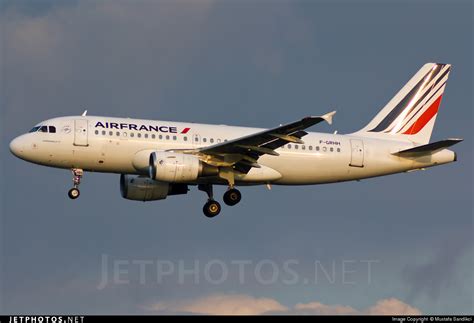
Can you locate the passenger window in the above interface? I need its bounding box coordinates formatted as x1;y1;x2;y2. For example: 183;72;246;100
195;137;199;142
116;132;120;137
173;136;177;140
144;134;148;139
295;145;298;150
49;126;56;133
316;146;320;151
309;146;313;151
330;147;334;152
217;139;221;143
323;147;327;152
123;132;127;137
337;148;341;152
288;144;292;149
210;138;214;143
102;130;106;135
184;136;188;141
109;131;113;136
203;138;207;143
152;134;156;139
302;145;306;150
95;130;99;135
137;133;141;138
159;135;163;140
166;135;170;140
130;133;135;138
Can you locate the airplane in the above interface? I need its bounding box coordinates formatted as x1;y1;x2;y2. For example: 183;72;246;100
9;63;462;218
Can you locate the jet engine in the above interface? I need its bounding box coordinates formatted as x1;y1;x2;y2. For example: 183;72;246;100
120;174;188;201
149;152;218;183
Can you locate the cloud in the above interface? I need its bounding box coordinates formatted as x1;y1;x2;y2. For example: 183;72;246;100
365;298;421;315
144;294;421;315
292;302;358;315
145;294;288;315
402;231;472;301
0;0;217;125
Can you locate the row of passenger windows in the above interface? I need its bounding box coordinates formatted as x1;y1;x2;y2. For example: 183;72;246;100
95;130;182;140
94;130;342;153
94;130;229;144
286;144;341;153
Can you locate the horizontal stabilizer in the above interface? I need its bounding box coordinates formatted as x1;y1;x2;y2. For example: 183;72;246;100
392;138;463;157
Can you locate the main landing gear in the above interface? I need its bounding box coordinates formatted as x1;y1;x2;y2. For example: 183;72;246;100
223;188;242;206
199;184;221;218
199;184;242;218
68;168;83;200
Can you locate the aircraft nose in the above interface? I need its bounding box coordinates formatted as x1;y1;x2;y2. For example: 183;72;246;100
9;136;25;158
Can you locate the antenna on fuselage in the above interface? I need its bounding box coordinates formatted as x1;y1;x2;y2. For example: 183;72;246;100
82;110;88;117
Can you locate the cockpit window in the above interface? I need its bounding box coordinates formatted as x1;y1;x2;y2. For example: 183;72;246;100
29;125;57;133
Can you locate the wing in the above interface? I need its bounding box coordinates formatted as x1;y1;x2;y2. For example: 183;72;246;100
189;111;336;173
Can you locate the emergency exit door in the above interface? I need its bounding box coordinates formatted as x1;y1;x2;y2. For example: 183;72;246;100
349;139;364;167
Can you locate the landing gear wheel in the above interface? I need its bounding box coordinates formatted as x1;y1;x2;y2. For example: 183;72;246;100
223;188;241;206
68;169;83;200
203;200;221;218
68;188;80;200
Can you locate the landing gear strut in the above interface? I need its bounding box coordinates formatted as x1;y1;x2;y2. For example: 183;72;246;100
199;184;221;218
219;166;242;207
68;168;83;200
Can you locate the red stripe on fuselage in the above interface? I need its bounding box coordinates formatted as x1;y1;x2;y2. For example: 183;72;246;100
402;95;443;135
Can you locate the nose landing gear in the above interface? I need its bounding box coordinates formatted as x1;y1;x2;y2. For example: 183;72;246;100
68;168;83;200
68;187;80;199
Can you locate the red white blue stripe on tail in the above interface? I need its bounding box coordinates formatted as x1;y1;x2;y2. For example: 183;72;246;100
356;63;451;144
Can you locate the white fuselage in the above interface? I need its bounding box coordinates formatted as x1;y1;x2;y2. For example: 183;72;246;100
10;115;456;186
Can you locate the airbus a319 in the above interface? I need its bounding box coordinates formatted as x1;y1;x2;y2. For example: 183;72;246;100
10;63;462;218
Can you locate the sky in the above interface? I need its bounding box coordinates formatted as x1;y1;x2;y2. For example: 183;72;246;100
0;0;472;315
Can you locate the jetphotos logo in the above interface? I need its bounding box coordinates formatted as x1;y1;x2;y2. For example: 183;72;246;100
95;121;191;134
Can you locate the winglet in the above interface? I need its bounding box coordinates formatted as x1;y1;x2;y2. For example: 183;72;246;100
321;111;336;125
82;110;88;117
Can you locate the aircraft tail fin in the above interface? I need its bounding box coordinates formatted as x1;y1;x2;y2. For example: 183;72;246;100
355;63;451;144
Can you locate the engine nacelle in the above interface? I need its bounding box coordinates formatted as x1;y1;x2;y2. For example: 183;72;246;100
120;174;188;201
149;152;218;183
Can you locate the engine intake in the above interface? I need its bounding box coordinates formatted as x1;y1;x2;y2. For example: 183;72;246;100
149;152;218;183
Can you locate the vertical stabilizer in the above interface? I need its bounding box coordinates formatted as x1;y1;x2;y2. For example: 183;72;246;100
355;63;451;144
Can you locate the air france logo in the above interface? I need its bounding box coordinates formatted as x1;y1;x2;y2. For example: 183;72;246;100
95;122;191;134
